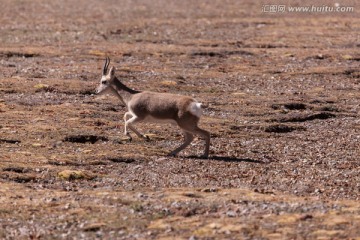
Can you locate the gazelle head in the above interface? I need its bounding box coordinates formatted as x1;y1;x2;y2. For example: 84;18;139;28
96;57;116;95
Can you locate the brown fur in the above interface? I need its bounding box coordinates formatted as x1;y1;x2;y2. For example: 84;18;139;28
129;92;197;121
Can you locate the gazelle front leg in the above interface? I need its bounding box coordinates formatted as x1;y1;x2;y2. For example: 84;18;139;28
123;112;149;141
123;112;133;140
176;120;210;159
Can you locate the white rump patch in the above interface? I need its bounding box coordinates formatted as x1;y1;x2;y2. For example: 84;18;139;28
189;102;203;118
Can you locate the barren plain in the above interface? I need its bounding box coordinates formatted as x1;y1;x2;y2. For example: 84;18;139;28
0;0;359;239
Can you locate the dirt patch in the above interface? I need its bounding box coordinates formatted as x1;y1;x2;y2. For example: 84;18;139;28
2;166;30;173
272;112;336;123
264;124;306;133
190;50;254;58
63;135;109;144
271;102;307;110
0;51;40;58
0;139;21;144
108;157;136;163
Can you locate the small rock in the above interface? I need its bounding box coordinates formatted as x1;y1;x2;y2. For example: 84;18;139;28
88;50;106;56
34;84;55;92
155;157;167;162
342;54;353;60
314;188;323;194
33;83;49;89
137;193;148;199
299;214;313;221
53;141;63;147
32;143;43;147
226;210;237;217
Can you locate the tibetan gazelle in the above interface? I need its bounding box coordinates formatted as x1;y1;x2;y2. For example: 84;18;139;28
96;57;210;158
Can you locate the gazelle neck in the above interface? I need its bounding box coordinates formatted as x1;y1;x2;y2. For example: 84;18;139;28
110;77;140;106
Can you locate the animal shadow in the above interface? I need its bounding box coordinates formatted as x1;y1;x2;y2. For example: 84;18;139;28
186;155;265;163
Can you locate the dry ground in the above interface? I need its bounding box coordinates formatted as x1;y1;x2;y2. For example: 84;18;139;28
0;0;359;239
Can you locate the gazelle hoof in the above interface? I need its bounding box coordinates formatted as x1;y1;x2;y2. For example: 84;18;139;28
124;133;132;142
168;152;177;157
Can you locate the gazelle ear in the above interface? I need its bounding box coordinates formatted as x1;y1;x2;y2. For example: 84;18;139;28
109;66;115;77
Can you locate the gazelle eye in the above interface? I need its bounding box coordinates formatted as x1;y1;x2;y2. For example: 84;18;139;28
101;80;108;84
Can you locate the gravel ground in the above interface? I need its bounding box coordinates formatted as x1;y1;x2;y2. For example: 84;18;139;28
0;0;359;239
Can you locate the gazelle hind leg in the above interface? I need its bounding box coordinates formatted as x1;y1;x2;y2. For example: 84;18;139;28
169;132;194;157
193;126;210;158
177;117;210;158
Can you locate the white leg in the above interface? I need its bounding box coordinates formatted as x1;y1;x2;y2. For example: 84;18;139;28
123;113;148;141
123;112;133;139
